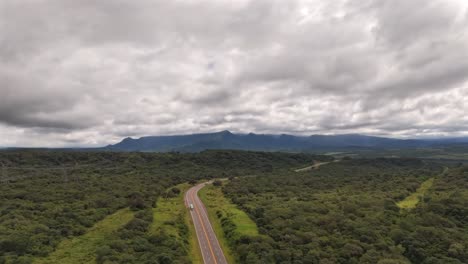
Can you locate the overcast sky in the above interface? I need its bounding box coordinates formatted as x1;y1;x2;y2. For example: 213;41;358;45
1;0;468;147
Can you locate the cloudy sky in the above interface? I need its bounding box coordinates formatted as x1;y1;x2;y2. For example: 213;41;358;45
1;0;468;147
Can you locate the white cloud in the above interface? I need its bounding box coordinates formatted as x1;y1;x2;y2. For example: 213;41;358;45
0;0;467;147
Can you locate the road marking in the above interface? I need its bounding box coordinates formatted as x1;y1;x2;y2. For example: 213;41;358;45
186;191;208;264
193;187;227;263
191;189;218;264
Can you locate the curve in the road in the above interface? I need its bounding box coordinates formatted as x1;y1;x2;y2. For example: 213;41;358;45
185;182;228;264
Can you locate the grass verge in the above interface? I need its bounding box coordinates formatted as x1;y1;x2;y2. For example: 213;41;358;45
150;183;203;264
34;208;134;264
199;182;260;263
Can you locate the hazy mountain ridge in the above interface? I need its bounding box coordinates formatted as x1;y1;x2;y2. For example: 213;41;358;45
105;131;468;152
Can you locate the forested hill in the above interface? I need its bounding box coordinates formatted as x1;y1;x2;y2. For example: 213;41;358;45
104;130;468;152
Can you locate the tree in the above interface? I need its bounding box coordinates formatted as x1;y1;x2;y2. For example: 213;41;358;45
213;180;223;187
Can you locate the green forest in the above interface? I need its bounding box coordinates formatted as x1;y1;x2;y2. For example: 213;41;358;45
223;158;468;264
1;151;467;264
0;150;324;264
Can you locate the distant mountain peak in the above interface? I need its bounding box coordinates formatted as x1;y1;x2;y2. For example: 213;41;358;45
105;131;438;152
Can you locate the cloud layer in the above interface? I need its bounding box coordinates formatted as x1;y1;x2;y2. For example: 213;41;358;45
1;0;468;147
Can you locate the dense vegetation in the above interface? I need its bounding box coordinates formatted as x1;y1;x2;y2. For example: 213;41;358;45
0;150;326;264
223;158;468;264
349;145;468;161
2;150;466;264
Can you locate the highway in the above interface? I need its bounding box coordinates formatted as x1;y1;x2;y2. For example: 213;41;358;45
185;182;228;264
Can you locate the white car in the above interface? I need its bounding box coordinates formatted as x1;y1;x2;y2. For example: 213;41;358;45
189;203;194;210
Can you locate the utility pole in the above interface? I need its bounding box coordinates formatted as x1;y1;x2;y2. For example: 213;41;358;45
1;163;7;185
73;163;78;182
63;166;68;184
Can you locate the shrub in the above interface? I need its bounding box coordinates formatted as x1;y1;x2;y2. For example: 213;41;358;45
213;180;223;187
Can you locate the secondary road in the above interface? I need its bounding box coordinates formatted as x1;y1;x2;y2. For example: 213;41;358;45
185;182;228;264
294;161;331;172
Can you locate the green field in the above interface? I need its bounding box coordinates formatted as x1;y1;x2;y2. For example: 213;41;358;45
199;182;260;263
397;177;434;210
150;183;203;264
34;208;134;264
150;183;190;238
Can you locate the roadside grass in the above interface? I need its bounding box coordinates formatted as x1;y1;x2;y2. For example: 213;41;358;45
150;183;203;264
397;178;435;210
34;208;134;264
149;183;189;238
199;183;260;263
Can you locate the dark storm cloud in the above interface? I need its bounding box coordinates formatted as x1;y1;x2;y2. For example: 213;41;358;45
0;69;97;129
0;0;467;147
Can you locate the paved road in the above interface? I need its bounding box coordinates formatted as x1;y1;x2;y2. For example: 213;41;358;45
294;161;331;172
185;182;228;264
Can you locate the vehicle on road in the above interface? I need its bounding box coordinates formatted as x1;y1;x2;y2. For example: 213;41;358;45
185;183;228;264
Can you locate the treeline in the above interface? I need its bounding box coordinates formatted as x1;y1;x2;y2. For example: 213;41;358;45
0;150;325;263
223;158;468;263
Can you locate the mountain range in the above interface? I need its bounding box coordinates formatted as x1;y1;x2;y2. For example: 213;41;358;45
104;130;468;152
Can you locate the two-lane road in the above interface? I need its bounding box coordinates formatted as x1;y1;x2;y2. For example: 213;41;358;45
185;182;228;264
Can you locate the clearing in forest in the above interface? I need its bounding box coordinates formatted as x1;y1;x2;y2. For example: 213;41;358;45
34;208;134;264
397;177;434;210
